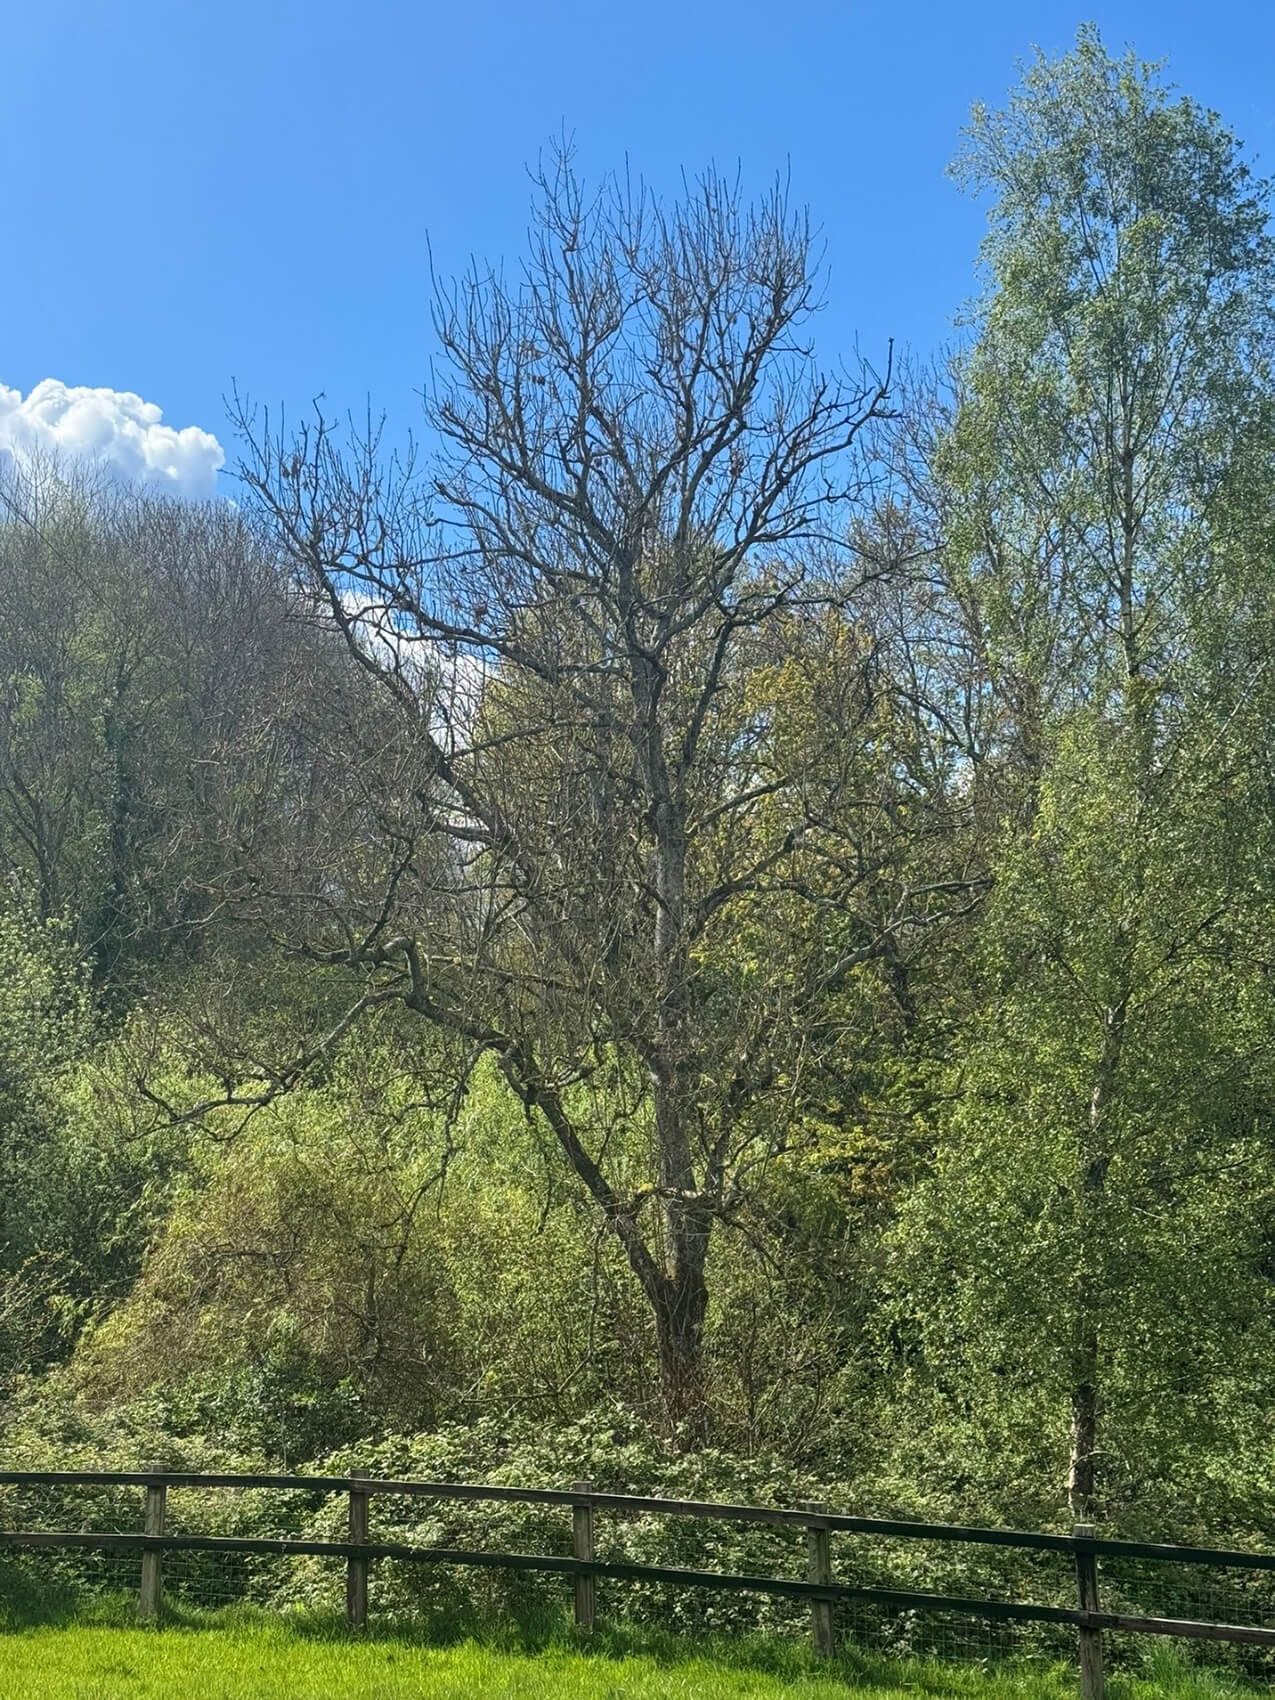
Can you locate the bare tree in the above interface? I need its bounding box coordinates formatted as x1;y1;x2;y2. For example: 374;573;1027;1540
223;157;965;1439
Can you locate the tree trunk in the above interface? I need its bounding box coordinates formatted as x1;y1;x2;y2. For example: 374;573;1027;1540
499;1041;713;1448
647;1053;712;1445
1068;1319;1100;1521
652;1226;710;1446
641;686;714;1446
1066;418;1143;1522
1069;469;1141;1519
1069;1007;1122;1520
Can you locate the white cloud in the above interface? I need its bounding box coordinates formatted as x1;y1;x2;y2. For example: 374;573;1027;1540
0;379;225;500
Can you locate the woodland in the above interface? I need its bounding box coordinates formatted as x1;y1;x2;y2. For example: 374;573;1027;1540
4;30;1275;1580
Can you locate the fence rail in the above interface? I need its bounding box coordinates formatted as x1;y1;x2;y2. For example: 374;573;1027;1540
3;1469;1275;1695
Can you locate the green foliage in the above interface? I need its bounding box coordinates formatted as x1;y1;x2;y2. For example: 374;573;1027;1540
5;33;1275;1672
0;901;94;1381
884;712;1275;1520
890;23;1275;1523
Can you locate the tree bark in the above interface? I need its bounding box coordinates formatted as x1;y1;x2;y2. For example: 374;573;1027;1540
1068;1308;1100;1520
1069;1005;1122;1520
652;1233;710;1444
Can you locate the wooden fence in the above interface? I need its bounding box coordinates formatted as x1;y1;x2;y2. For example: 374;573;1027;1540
4;1468;1275;1698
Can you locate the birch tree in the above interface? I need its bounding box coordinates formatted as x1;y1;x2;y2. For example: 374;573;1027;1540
897;28;1275;1519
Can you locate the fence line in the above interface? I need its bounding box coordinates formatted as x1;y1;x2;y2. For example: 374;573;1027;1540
4;1469;1275;1696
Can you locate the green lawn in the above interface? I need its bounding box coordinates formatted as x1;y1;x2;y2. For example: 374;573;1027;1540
0;1620;1256;1700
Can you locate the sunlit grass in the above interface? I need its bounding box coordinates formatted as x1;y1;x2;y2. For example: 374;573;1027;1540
0;1609;1261;1699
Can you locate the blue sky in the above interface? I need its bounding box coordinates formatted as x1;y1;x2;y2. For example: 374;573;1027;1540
4;0;1274;491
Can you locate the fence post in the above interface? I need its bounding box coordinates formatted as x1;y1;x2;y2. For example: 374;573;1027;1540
572;1479;596;1631
346;1470;371;1629
138;1463;166;1622
802;1500;835;1659
1074;1522;1104;1700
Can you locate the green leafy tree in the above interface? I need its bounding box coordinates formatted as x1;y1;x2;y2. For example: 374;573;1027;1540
0;457;301;999
892;27;1275;1519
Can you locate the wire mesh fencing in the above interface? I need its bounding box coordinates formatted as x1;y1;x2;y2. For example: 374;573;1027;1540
0;1474;142;1618
1098;1550;1275;1682
158;1484;342;1616
5;1467;1275;1698
831;1533;1079;1667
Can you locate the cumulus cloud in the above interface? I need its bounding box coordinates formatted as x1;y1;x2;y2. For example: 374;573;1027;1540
0;379;225;500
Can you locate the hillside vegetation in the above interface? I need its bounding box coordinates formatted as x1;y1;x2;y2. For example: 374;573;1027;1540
4;32;1275;1638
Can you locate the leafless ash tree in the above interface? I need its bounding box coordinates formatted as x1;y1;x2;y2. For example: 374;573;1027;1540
221;158;972;1439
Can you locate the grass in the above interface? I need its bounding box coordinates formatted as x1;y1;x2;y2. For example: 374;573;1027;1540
0;1611;1263;1700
